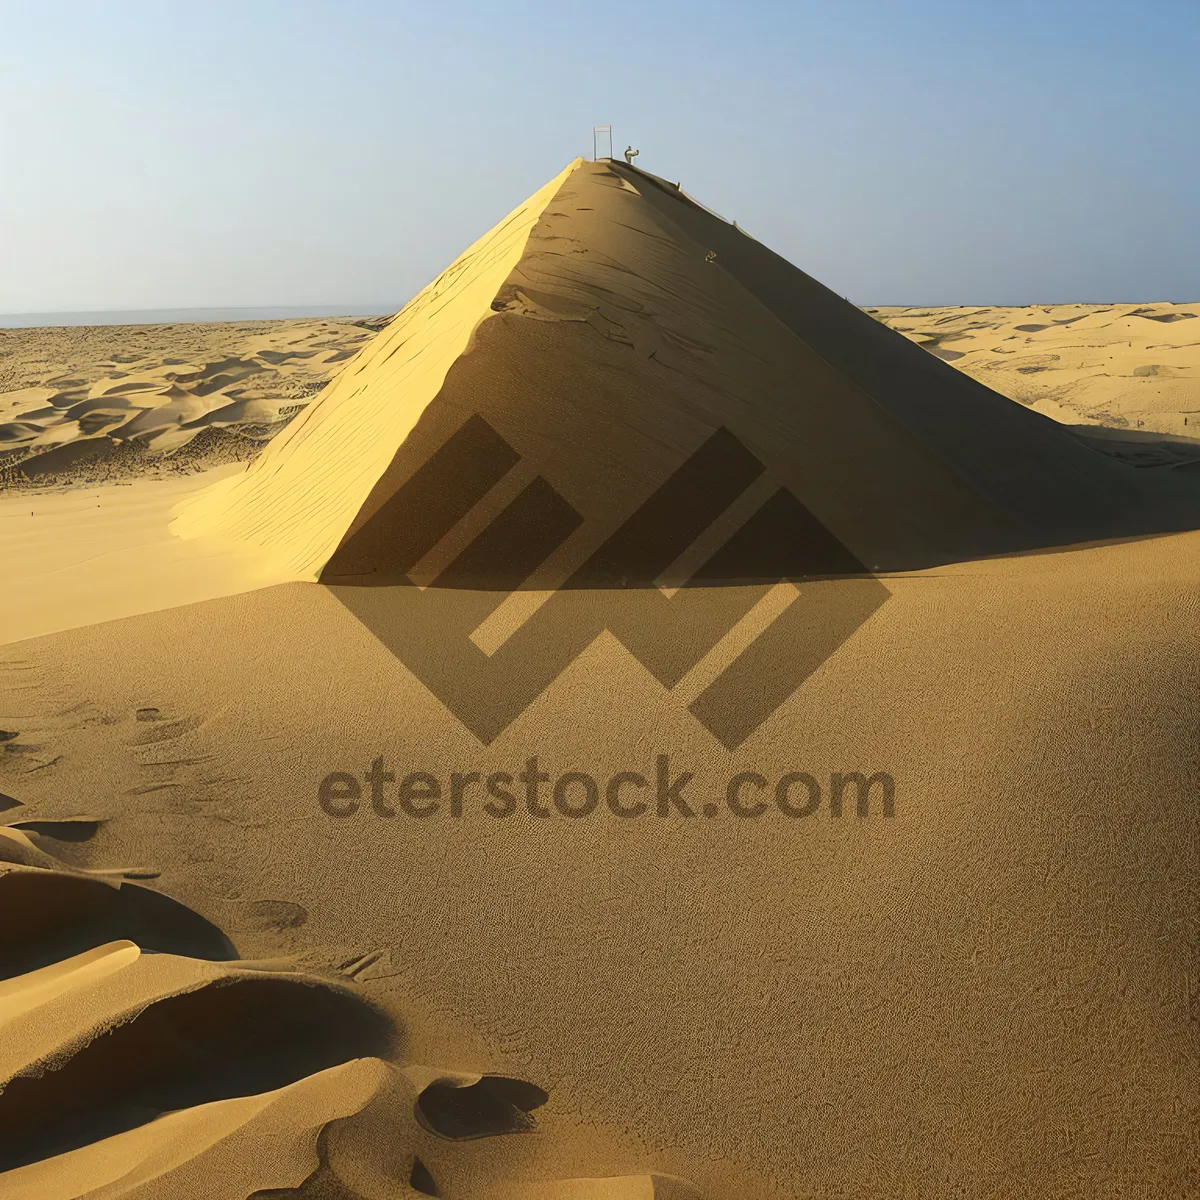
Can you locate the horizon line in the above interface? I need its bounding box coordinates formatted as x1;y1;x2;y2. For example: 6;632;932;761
3;297;1195;332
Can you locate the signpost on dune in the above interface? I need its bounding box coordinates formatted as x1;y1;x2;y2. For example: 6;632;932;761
592;125;612;160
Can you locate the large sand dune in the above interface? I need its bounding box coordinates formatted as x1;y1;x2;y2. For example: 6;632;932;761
172;161;1200;579
1;160;1197;1198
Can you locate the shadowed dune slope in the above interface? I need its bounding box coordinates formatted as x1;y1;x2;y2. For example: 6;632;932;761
0;969;392;1172
0;868;237;980
173;159;1200;583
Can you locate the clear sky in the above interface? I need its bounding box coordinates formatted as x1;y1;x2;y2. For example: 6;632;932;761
2;0;1197;314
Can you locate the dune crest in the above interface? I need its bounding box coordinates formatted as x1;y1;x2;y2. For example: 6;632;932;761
0;941;140;1026
171;160;582;577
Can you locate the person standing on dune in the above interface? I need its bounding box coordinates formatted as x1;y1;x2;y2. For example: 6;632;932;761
625;145;639;164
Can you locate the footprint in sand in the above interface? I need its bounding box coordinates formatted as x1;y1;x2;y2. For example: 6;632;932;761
0;796;698;1199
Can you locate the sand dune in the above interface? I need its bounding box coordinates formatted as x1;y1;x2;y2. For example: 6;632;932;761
869;301;1200;443
171;161;1200;584
0;317;378;486
1;1059;391;1200
172;162;580;576
0;159;1197;1197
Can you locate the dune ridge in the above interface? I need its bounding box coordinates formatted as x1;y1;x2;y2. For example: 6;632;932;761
170;161;582;577
171;159;1200;588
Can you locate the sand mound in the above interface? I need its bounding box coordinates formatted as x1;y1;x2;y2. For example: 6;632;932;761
2;1060;390;1200
0;867;236;979
0;958;393;1171
174;160;1200;582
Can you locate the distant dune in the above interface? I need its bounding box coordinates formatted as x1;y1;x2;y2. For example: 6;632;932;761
869;302;1200;441
0;317;381;487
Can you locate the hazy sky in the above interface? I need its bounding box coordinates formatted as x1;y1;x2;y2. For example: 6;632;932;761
2;0;1197;314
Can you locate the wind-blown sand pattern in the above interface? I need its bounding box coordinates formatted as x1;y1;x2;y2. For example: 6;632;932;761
870;302;1200;444
1;160;1198;1198
0;317;380;487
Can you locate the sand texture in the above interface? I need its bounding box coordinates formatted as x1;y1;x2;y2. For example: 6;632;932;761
870;302;1200;444
0;317;382;487
1;160;1198;1198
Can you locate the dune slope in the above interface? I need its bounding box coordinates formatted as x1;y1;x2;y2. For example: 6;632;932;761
176;159;1200;581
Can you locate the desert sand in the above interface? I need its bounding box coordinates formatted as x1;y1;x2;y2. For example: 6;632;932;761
0;315;380;487
870;302;1200;440
1;158;1197;1199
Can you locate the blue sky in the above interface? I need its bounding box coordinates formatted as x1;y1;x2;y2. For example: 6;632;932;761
2;0;1197;313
